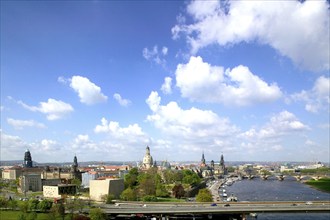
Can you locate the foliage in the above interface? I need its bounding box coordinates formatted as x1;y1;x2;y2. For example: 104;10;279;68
226;166;236;173
28;199;39;211
38;200;53;212
8;199;18;210
120;187;137;201
0;196;8;208
305;178;330;193
196;188;213;202
19;201;29;213
260;169;271;176
124;167;139;189
142;195;158;202
156;184;169;197
300;167;330;175
172;184;185;199
101;194;115;204
138;172;156;197
182;170;201;186
89;208;106;220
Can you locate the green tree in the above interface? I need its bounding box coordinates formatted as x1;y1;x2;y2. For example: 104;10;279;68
19;201;29;213
0;196;8;208
38;199;53;212
89;208;105;220
28;199;39;211
196;188;213;202
182;170;201;186
137;173;156;197
120;187;137;201
124;167;139;189
71;178;81;193
8;199;18;210
101;194;115;204
156;183;169;197
172;184;185;199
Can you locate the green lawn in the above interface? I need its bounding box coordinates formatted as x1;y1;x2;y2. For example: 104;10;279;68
0;210;52;220
305;178;330;193
156;197;185;202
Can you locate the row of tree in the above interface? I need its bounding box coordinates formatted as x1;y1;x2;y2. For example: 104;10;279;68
120;167;202;201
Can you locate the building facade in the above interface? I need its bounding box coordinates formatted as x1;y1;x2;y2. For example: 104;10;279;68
89;178;124;201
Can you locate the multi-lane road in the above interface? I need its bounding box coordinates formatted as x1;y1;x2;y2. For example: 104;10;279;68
99;201;330;215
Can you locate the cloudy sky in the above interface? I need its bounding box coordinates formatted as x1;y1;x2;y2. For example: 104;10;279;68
1;0;329;163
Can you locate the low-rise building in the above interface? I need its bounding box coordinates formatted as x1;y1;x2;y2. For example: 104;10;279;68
89;178;124;201
43;184;77;198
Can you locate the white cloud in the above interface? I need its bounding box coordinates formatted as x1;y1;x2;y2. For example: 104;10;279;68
113;93;131;107
291;76;330;113
173;0;329;72
94;118;149;143
70;75;108;105
142;45;168;66
146;91;238;146
17;98;73;120
175;56;282;106
161;77;172;95
241;110;309;140
7;118;46;130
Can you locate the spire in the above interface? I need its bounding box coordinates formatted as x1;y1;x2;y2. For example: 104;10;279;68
73;155;78;167
24;149;33;168
201;151;206;165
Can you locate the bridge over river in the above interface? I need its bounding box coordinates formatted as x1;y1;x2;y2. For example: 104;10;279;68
95;201;330;220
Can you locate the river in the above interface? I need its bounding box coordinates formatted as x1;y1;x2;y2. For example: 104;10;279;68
222;176;330;220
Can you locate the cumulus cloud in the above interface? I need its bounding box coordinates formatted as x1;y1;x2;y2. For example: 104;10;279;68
69;75;108;105
146;91;238;149
142;45;168;67
241;110;309;140
113;93;131;107
291;76;330;113
7;118;46;130
94;118;149;144
172;0;329;72
161;77;172;95
17;98;73;120
175;56;282;106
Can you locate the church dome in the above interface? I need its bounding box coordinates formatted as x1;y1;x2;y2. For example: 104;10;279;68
142;146;153;169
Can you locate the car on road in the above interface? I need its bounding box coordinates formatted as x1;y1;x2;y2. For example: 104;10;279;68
210;203;217;206
223;204;230;207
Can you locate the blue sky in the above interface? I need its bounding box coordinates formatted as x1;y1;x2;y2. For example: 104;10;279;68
1;0;329;163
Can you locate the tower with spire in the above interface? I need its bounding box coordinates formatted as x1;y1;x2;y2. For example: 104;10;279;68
219;153;227;175
24;149;33;168
200;151;206;167
71;155;82;181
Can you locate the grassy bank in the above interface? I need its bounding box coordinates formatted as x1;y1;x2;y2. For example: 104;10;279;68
305;178;330;193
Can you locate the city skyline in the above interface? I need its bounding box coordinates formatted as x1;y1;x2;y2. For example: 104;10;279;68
1;1;329;163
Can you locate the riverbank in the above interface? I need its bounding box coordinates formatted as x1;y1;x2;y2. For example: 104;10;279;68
305;178;330;193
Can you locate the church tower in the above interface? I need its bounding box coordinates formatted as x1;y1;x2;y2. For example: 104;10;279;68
142;146;153;169
71;155;81;181
200;151;206;167
24;149;33;168
219;154;226;175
